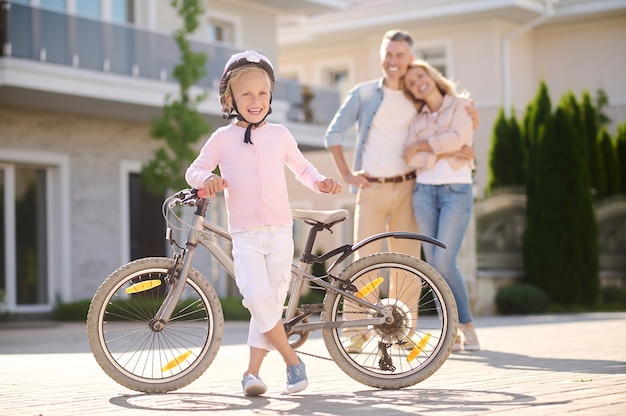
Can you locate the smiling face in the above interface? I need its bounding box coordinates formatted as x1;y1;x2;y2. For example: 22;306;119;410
380;40;414;88
229;68;272;124
403;65;436;101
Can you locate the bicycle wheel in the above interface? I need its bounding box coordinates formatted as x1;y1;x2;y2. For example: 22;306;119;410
86;257;224;393
321;252;458;389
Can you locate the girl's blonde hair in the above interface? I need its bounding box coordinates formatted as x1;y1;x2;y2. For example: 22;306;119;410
402;59;468;111
219;65;273;116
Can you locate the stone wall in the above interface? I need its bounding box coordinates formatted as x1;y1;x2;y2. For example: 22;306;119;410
466;189;626;315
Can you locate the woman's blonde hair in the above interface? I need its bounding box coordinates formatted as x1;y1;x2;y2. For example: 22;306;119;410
402;59;467;111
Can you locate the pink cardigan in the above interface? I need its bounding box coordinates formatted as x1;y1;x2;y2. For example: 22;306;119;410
186;122;325;232
406;94;475;173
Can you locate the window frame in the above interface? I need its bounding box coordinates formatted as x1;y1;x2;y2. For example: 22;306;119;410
0;149;70;313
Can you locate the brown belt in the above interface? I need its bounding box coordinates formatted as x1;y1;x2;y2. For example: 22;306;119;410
367;171;417;184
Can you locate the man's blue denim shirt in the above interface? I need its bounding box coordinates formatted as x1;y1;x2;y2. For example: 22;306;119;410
324;78;385;192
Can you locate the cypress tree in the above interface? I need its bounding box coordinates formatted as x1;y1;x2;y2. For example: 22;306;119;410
560;95;600;304
616;123;626;195
488;108;526;194
581;91;605;199
509;111;525;186
525;100;598;305
598;128;620;197
525;81;552;147
523;117;550;292
523;82;552;292
521;101;533;151
595;88;612;129
486;109;511;193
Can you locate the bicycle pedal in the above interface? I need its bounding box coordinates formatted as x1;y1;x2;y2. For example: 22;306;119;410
301;303;325;313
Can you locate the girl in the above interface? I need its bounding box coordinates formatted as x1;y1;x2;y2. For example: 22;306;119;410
186;50;341;395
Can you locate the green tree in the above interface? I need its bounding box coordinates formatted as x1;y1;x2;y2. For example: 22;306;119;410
141;0;211;195
595;88;612;128
580;91;605;199
524;95;599;305
523;81;551;237
524;80;552;147
598;127;620;197
523;82;552;295
616;122;626;195
487;108;525;194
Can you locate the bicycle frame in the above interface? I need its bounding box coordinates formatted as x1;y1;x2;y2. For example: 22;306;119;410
155;192;447;334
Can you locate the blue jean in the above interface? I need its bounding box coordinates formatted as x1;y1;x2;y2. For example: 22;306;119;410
413;183;474;324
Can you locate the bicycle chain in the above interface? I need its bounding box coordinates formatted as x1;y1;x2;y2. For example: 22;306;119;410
297;348;392;373
297;349;334;361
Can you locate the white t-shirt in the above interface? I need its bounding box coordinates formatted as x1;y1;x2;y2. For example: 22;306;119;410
361;87;416;177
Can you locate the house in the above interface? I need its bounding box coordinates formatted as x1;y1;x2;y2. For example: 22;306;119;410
276;0;626;313
2;0;624;316
0;0;347;314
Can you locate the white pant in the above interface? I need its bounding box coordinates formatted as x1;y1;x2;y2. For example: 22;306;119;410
232;225;293;350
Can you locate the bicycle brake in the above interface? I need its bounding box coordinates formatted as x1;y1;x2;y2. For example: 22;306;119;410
330;275;357;292
165;255;182;285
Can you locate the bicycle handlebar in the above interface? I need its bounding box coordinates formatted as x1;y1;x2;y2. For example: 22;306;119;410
170;188;207;206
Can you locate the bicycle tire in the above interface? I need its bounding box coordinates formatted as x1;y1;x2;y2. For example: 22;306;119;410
321;252;458;389
86;257;224;393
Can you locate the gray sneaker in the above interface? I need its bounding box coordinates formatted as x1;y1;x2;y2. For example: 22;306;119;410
286;358;308;394
242;374;267;396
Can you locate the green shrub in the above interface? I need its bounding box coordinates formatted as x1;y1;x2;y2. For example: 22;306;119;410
51;296;252;322
0;311;16;322
53;299;91;321
220;297;250;321
601;286;626;307
496;283;550;315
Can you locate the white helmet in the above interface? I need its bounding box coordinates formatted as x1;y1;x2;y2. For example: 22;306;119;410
218;50;275;144
219;50;275;97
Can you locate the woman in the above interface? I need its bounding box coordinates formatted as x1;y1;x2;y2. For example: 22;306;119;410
402;59;479;351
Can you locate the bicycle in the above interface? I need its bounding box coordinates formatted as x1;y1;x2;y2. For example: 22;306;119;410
86;188;458;393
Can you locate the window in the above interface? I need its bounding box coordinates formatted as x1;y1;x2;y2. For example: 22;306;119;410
326;68;349;98
39;0;66;11
76;0;100;18
128;173;166;260
14;167;48;305
415;48;447;76
207;18;235;44
1;163;50;310
1;150;70;314
111;0;134;24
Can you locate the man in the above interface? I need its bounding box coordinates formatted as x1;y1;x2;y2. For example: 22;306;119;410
325;29;477;352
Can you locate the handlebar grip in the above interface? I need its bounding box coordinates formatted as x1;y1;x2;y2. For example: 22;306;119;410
196;188;207;199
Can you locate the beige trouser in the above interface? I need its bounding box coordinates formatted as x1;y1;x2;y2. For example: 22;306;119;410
354;180;420;258
345;179;421;339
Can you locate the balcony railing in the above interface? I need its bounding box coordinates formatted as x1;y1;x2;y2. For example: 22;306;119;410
0;2;340;126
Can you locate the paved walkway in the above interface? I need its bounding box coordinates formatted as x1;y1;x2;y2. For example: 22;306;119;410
1;312;625;415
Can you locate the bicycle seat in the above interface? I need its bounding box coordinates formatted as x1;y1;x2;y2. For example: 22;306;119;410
291;209;348;225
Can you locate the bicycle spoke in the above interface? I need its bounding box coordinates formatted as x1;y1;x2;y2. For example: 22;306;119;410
322;253;457;389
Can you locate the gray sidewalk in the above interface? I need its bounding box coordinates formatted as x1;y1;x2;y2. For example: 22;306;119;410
1;313;625;415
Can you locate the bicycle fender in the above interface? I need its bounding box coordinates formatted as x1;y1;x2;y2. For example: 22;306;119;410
353;231;447;252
